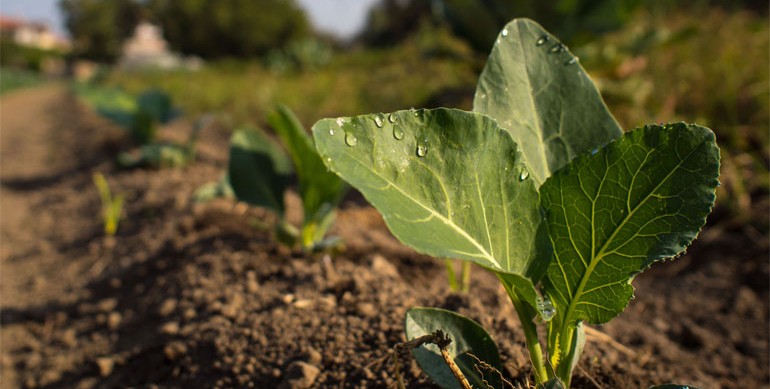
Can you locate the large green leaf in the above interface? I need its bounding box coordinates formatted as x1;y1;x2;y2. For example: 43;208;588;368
405;307;502;389
228;127;293;216
312;108;550;287
268;105;347;247
541;123;720;331
474;18;622;187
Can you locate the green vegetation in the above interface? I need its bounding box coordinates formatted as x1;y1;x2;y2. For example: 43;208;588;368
228;106;347;251
312;19;719;388
0;68;44;95
92;172;124;236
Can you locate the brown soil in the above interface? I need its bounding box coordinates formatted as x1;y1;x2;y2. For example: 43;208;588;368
1;85;768;389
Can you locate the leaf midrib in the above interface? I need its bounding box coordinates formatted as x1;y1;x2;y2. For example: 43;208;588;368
340;146;500;269
558;137;701;330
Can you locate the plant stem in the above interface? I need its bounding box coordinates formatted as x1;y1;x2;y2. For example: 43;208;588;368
506;286;550;384
445;259;459;291
460;260;471;293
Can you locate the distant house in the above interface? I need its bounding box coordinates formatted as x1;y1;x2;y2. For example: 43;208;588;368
0;15;70;51
120;21;190;69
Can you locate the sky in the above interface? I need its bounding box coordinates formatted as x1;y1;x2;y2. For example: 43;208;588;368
0;0;380;39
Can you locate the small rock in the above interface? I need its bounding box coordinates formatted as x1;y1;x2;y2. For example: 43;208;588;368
107;312;122;330
61;329;77;347
97;298;118;312
160;322;180;335
277;361;320;389
158;298;178;317
95;357;114;377
183;308;197;320
221;305;238;319
356;302;377;318
306;348;322;365
164;342;188;360
370;255;400;279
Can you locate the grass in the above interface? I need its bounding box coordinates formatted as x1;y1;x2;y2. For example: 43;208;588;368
0;68;45;95
103;29;479;130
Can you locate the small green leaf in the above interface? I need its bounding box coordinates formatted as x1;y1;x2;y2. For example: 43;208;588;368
313;108;550;289
474;18;622;187
228;127;293;216
136;89;178;124
542;123;720;331
405;307;502;389
538;378;566;389
268;105;347;248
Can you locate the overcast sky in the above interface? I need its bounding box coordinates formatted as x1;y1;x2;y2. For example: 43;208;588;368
0;0;380;39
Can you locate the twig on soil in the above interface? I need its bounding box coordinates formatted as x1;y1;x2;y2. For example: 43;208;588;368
467;352;516;389
393;330;472;389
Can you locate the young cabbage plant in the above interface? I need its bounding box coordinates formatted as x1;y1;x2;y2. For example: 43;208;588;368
92;172;124;237
228;105;347;251
312;19;719;389
94;88;179;145
118;114;214;169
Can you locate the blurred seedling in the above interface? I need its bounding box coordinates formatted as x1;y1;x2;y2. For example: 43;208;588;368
118;113;215;169
92;172;124;237
228;105;347;252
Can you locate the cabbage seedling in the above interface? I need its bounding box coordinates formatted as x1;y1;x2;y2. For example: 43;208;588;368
229;105;347;251
92;172;124;237
96;88;179;145
118;114;214;169
312;19;719;388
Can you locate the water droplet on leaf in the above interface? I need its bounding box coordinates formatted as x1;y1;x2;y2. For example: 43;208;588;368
345;132;357;147
392;127;405;140
565;57;579;65
328;128;335;136
373;114;384;128
388;113;397;124
501;29;509;37
549;43;565;53
416;137;428;157
536;35;549;46
519;168;530;181
536;297;556;321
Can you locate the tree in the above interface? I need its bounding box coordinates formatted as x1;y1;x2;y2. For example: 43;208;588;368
148;0;311;58
60;0;141;61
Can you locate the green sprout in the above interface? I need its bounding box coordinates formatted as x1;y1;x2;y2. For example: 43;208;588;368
92;172;124;237
228;105;347;251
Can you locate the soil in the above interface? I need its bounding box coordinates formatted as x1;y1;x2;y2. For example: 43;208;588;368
1;85;768;389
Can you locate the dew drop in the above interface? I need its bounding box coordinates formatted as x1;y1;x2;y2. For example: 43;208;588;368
344;132;357;147
565;57;579;66
537;297;556;321
388;113;397;124
392;127;405;140
501;29;509;37
519;168;530;181
328;127;335;136
373;114;384;128
549;43;565;53
416;137;428;157
536;35;549;46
